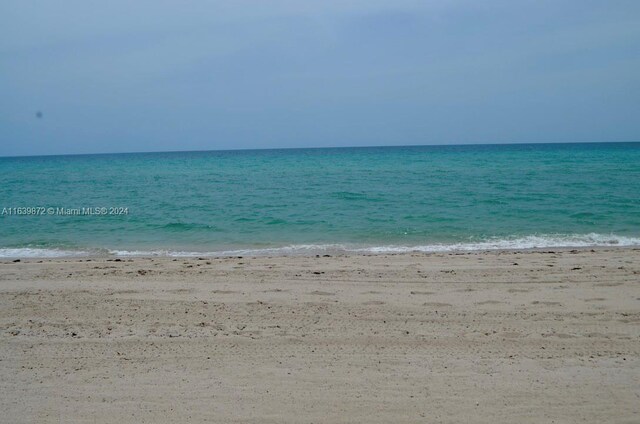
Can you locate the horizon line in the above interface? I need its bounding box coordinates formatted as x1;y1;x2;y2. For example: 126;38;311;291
1;140;639;159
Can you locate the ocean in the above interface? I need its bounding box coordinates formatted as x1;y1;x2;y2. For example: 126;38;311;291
1;142;639;257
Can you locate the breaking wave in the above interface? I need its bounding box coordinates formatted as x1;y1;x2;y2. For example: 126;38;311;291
1;233;639;258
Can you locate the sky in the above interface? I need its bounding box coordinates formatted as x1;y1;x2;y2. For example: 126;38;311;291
1;1;639;156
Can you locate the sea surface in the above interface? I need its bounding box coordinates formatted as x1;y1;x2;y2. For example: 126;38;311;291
1;143;639;257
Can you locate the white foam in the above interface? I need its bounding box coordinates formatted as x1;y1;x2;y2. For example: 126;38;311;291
0;248;93;258
351;233;640;253
108;234;640;257
2;233;639;258
107;244;348;257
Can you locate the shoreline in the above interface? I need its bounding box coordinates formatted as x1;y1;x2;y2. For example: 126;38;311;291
0;244;640;263
1;247;639;423
2;242;640;261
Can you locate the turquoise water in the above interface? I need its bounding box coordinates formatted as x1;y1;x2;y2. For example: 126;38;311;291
1;143;639;257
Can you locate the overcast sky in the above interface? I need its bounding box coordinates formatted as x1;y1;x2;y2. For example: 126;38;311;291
1;1;639;156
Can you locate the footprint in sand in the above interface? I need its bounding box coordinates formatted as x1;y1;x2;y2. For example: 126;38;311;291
423;302;452;307
542;332;576;339
531;301;562;306
310;291;335;296
167;288;193;294
110;289;139;295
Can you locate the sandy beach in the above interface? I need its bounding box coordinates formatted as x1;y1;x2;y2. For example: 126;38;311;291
1;248;639;423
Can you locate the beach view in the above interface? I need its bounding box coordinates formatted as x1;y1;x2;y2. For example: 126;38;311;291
1;1;639;423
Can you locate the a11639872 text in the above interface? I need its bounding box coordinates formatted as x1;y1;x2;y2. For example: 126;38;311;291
1;207;129;216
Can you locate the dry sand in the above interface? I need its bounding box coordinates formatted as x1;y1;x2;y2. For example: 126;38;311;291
1;248;639;423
